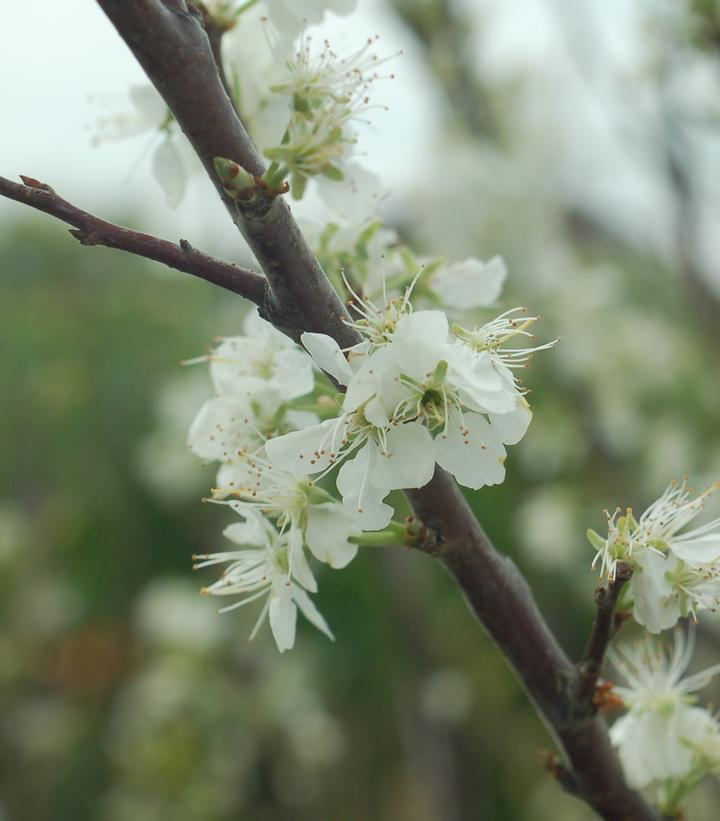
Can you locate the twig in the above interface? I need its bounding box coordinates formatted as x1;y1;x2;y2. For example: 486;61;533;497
0;175;268;305
574;562;633;707
407;479;655;820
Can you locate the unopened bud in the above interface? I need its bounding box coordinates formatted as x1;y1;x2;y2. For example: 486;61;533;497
213;157;256;201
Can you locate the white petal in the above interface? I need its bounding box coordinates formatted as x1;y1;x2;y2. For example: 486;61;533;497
301;332;354;385
316;162;387;222
444;346;514;414
271;348;316;399
630;551;679;634
430;256;507;310
215;460;254;496
222;516;266;547
269;582;297;652
187;397;259;461
343;348;394;413
434;411;506;490
395;311;449;349
290;541;317;592
265;418;345;475
152;137;186;209
489;399;533;445
364;395;389;428
305;504;360;569
129;84;166;121
389;312;448;380
371;422;435;490
336;443;394;530
292;584;334;641
671;533;720;564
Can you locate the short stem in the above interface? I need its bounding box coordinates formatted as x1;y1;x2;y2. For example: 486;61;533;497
263;163;289;191
573;562;633;707
350;521;407;547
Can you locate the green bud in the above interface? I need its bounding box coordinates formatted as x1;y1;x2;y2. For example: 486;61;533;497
213;157;256;200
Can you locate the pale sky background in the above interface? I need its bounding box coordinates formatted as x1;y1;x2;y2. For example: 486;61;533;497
2;0;718;288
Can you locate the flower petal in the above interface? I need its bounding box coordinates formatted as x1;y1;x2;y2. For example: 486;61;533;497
336;443;394;530
489;399;533;445
305;503;360;569
301;332;354;385
371;422;435;490
265;418;345;475
292;584;334;641
269;582;297;652
434;411;506;490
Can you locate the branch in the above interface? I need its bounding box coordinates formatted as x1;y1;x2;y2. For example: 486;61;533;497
96;0;357;345
574;563;632;707
79;3;656;817
0;175;267;305
408;478;656;821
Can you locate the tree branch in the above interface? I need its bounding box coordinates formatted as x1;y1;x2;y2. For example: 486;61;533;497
407;478;656;821
574;563;632;707
0;175;268;305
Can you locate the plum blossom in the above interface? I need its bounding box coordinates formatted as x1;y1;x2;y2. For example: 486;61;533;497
266;283;551;527
588;480;720;632
214;451;361;569
609;630;720;790
265;33;393;208
92;84;198;207
200;309;315;401
187;309;317;468
193;509;333;652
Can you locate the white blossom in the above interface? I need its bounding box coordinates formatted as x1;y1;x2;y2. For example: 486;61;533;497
193;509;333;652
266;282;551;523
91;84;198;207
588;481;720;632
609;630;720;790
187;386;286;462
214;451;361;569
264;32;394;209
203;309;315;401
429;255;507;311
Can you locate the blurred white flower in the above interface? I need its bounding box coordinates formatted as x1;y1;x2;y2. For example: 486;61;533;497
264;0;357;37
92;84;199;207
609;630;720;790
135;578;224;649
202;310;315;401
588;480;720;632
429;255;507;311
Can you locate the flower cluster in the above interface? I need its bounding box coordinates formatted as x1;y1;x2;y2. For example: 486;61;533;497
188;277;552;650
588;480;720;632
609;630;720;810
266;288;552;528
264;33;394;209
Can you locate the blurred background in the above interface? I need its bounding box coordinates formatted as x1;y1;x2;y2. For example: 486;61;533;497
2;0;720;819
